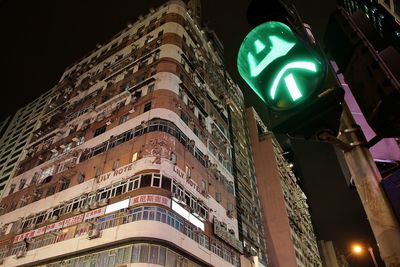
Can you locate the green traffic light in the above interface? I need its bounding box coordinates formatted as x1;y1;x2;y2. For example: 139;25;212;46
237;21;325;110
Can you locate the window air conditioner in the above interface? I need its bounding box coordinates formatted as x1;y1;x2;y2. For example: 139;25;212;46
87;229;100;240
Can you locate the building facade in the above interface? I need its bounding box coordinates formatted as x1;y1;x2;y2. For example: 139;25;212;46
0;1;267;266
0;89;55;197
339;0;400;51
246;107;322;267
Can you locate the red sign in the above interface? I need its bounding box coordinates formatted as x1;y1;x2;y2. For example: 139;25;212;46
63;214;84;228
130;194;171;208
84;207;106;221
45;220;65;233
13;226;46;243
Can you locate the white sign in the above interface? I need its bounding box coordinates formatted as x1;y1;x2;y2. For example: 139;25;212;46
130;194;171;208
105;199;130;214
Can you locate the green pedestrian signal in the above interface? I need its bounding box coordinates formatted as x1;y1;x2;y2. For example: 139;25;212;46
237;21;325;110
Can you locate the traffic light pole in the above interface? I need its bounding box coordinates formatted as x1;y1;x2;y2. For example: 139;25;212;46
338;104;400;266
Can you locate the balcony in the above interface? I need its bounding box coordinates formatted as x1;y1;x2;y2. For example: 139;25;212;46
2;207;239;267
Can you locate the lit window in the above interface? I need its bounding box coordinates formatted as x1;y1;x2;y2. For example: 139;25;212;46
132;152;138;162
185;165;191;178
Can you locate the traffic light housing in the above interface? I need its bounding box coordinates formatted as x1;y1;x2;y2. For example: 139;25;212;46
325;8;400;138
238;0;344;139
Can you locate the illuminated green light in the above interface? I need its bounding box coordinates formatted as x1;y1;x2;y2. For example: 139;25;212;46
284;74;302;101
237;21;325;110
254;40;266;53
248;36;295;77
270;61;317;100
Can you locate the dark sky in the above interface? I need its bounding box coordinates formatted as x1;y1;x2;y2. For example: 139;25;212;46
0;0;382;266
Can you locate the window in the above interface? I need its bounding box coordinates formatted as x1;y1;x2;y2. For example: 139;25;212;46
63;142;72;153
128;176;140;191
152;174;161;187
132;152;138;162
94;125;106;137
119;114;129;125
112;159;120;170
185;165;191;179
161;176;172;191
59;178;70;191
139;244;149;262
169;152;177;164
143;102;152;112
46;186;55;197
201;180;207;192
77;173;85;184
9;184;16;194
180;112;189;124
77;136;85;145
139;59;148;69
140;174;152;188
215;192;222;203
18;179;26;190
147;84;154;95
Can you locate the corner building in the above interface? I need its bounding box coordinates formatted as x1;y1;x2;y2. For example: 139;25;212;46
0;1;267;266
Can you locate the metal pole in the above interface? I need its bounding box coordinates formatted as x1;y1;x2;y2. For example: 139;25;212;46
368;246;379;267
338;103;400;267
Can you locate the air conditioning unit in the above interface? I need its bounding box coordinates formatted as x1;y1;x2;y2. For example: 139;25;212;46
128;108;135;114
81;205;90;212
99;199;108;207
49;215;59;222
89;202;99;210
26;224;36;230
15;250;26;259
209;163;218;170
106;120;112;126
87;228;100;239
73;208;82;215
178;195;186;205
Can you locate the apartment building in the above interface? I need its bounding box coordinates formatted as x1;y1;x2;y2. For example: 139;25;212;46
246;107;322;267
0;89;55;197
0;1;267;266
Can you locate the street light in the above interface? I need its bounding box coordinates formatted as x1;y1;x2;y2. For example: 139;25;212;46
352;244;363;254
350;243;378;267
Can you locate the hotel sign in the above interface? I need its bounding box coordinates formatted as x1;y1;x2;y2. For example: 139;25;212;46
97;162;136;183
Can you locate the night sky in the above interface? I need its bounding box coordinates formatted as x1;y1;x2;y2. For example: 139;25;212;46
0;0;383;266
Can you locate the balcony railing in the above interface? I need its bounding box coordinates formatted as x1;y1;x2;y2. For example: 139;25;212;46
4;205;239;267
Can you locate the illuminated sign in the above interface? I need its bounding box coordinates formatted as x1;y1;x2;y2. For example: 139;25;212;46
130;194;171;208
171;201;204;231
237;21;325;110
105;199;130;214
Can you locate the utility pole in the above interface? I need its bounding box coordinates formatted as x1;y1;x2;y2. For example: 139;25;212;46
338;104;400;267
